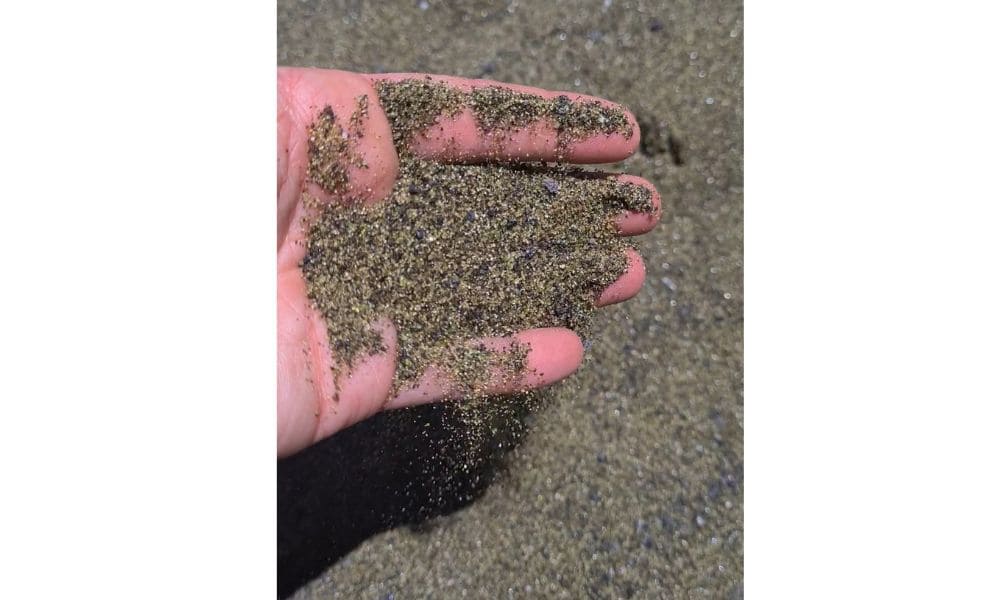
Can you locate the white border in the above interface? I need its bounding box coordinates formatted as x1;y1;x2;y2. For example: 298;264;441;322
748;2;1000;597
2;1;276;596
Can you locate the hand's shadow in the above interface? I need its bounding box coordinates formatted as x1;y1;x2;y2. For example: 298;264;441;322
277;392;543;598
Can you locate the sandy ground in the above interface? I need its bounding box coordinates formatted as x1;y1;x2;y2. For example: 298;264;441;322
278;1;743;597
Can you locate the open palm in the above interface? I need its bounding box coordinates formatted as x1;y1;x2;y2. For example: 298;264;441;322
277;67;660;457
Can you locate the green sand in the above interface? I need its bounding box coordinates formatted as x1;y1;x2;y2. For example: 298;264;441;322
302;156;650;392
279;0;743;597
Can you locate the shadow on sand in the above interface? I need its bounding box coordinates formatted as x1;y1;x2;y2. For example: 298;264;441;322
277;394;541;598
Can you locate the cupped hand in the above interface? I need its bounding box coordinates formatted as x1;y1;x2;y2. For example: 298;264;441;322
277;67;661;457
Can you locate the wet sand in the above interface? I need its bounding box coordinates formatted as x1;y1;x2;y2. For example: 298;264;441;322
278;1;743;597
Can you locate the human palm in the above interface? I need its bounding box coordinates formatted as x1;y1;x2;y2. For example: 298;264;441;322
277;67;660;457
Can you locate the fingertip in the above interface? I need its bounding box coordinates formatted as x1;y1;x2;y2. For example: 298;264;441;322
559;99;640;163
561;103;640;163
622;107;641;156
614;175;663;235
596;248;646;307
515;327;585;388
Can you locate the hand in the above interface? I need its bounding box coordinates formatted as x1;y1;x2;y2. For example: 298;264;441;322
277;67;661;457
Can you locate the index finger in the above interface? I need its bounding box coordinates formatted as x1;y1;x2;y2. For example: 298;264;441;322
368;73;640;164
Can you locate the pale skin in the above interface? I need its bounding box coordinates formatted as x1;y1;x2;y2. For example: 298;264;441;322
278;67;662;457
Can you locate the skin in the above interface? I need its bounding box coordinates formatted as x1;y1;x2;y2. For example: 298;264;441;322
278;67;662;458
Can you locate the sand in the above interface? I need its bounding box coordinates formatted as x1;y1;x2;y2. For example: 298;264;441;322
278;1;743;598
302;154;651;391
302;97;651;392
375;78;633;153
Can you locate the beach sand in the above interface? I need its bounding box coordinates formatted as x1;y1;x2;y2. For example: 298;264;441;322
278;1;743;597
